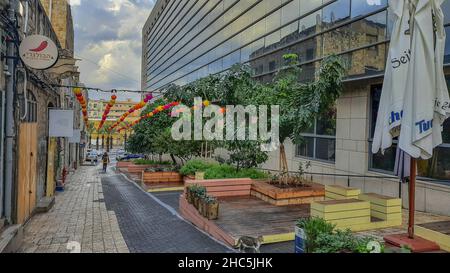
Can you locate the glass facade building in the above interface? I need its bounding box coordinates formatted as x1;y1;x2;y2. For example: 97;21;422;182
142;0;450;183
143;0;396;90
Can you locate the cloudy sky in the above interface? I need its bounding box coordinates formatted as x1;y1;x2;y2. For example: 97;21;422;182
71;0;156;101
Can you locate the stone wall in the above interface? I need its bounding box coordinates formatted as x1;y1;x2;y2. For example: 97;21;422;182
40;0;74;54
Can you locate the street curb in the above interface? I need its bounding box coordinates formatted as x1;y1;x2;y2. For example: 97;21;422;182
117;172;236;253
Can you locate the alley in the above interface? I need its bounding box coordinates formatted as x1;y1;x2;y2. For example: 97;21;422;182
19;165;232;253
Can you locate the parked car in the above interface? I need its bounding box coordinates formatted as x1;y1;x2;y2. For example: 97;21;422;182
86;150;100;162
118;153;145;161
116;152;127;161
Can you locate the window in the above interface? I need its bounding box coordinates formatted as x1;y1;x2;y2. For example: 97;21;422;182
25;91;37;123
369;84;450;180
296;108;337;162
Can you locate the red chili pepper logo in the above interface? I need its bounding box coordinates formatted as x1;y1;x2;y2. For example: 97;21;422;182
29;41;48;52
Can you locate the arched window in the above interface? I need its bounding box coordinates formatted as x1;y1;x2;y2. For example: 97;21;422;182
26;91;37;123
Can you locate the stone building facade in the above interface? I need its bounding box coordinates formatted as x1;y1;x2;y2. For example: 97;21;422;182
1;0;79;225
40;0;74;54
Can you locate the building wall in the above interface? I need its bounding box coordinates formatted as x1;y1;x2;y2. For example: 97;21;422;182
260;78;450;217
143;0;450;216
40;0;74;54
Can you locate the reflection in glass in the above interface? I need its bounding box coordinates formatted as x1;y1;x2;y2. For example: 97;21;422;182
299;11;321;38
322;0;351;29
351;0;387;19
297;137;315;158
300;0;323;16
316;138;336;162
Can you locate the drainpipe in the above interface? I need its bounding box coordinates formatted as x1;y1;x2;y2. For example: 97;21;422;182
4;0;18;223
48;0;53;22
0;91;5;218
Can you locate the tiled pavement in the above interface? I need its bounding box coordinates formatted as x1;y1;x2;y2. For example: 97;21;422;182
101;174;233;253
151;190;295;253
18;163;450;254
19;166;129;253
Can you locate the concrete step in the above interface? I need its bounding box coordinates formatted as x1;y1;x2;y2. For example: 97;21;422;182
0;225;23;253
35;197;55;213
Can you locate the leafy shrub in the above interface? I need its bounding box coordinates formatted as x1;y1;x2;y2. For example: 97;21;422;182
296;217;335;253
179;160;218;176
187;184;207;198
133;159;172;165
180;160;268;179
204;164;268;180
145;165;179;173
297;217;384;253
314;230;384;253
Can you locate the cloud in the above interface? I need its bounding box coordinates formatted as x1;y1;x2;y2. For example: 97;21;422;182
72;0;155;101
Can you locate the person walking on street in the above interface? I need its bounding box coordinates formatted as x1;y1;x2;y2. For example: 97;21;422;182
102;152;110;173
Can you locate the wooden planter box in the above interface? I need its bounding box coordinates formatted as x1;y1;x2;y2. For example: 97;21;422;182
251;181;325;206
116;161;133;171
142;171;182;184
183;175;195;183
184;178;253;198
127;164;154;174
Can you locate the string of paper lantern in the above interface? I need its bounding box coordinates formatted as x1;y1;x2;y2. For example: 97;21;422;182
98;92;117;131
117;101;181;132
73;88;89;126
117;100;211;132
108;93;153;132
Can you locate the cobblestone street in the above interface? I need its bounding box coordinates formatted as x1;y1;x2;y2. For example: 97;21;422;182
18;165;233;253
19;166;129;253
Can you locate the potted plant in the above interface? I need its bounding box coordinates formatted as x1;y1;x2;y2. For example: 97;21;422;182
186;185;197;204
198;195;208;217
205;196;219;220
193;186;206;210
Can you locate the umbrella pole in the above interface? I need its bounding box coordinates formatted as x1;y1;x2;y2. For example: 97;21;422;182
408;158;417;239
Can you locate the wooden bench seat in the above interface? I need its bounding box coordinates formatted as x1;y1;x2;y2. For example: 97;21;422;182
358;193;402;221
325;185;361;200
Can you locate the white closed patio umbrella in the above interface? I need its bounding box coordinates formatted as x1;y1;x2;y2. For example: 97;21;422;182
372;0;412;155
374;0;450;241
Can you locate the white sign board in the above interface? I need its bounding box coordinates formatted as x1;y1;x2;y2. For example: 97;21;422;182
49;110;74;137
19;35;59;70
69;129;81;143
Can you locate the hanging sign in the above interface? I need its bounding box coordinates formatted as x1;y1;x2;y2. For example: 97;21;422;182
19;35;59;70
49;109;74;137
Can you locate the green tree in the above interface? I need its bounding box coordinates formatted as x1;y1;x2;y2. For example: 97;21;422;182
253;54;345;175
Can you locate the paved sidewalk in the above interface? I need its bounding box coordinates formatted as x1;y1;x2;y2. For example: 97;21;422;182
19;166;129;253
102;174;232;253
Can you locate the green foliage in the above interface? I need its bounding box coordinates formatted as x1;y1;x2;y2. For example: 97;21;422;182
188;184;207;199
314;230;384;253
296;217;336;253
180;160;268;179
204;164;268;180
179;160;219;176
133;159;172;165
204;195;218;204
289;55;345;143
297;217;385;253
225;139;269;170
128;54;344;171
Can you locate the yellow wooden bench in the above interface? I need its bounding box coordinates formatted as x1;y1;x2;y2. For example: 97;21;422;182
358;193;402;223
311;199;371;229
325;185;361;200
